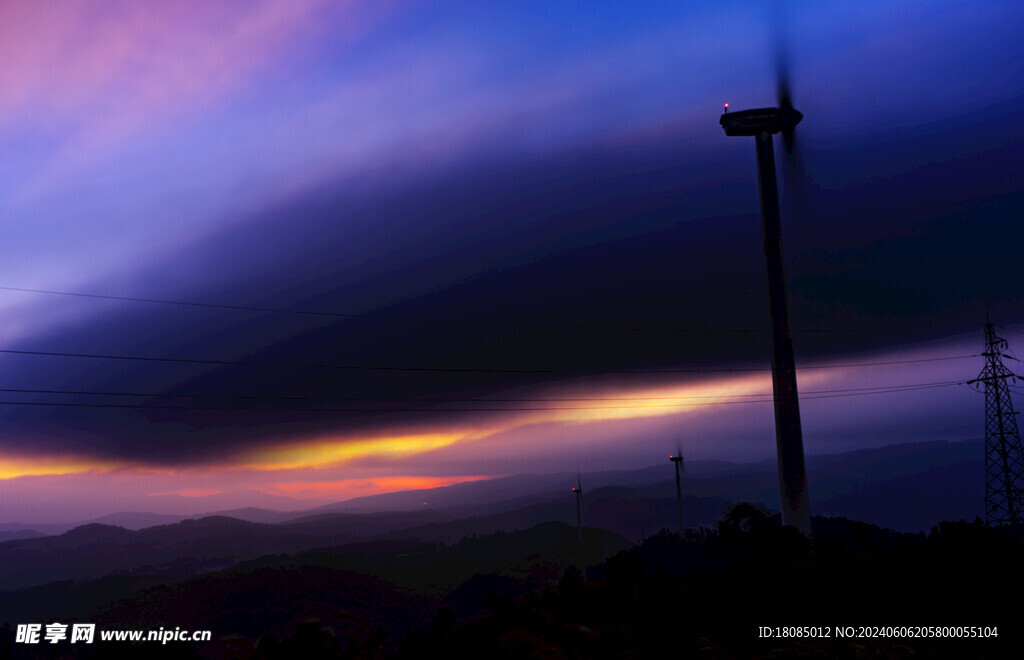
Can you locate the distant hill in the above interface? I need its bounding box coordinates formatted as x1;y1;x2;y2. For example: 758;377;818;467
0;516;361;591
7;440;981;538
393;439;984;539
90;507;306;530
0;529;49;543
90;511;193;529
0;521;73;536
297;440;983;530
0;491;331;534
0;458;751;534
0;439;986;594
814;462;984;530
0;522;631;653
603;439;985;534
304;459;749;515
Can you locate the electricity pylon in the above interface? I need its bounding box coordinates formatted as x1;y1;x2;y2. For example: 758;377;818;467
969;319;1024;526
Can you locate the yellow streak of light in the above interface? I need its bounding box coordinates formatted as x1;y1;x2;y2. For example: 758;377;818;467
512;370;828;427
235;371;836;471
0;454;124;480
239;431;479;471
1;371;840;477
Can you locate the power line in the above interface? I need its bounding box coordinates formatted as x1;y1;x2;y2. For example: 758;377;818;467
0;285;364;320
0;284;900;335
0;347;979;375
0;380;964;413
0;379;966;404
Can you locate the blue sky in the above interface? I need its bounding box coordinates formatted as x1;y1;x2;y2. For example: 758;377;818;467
1;0;1023;520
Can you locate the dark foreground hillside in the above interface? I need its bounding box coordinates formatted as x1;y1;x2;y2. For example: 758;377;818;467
399;514;1024;659
1;510;1020;659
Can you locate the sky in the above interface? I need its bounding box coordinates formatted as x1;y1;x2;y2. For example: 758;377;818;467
2;0;1024;522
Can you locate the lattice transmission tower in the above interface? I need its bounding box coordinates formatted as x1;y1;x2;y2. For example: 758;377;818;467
969;320;1024;525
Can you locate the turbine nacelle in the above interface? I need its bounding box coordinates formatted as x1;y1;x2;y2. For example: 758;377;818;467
719;105;802;137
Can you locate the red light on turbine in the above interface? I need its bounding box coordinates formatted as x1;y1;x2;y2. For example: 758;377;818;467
723;102;729;113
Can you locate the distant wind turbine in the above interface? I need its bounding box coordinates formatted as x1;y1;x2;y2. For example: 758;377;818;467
669;448;684;535
572;469;584;544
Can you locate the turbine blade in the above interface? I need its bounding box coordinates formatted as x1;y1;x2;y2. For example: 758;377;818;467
775;23;798;162
773;0;811;239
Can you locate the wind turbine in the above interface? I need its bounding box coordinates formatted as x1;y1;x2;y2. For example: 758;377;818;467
669;448;684;535
718;44;811;536
571;469;584;544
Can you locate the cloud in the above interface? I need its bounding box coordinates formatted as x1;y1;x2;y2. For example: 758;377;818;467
0;1;348;129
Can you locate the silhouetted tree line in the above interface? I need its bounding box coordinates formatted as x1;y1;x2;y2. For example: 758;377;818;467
390;505;1024;659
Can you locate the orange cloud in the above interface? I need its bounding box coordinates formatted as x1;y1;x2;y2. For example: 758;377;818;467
264;475;489;500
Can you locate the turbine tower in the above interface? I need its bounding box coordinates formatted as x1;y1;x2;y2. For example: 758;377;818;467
969;319;1024;525
571;470;584;543
669;450;684;535
719;94;811;535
